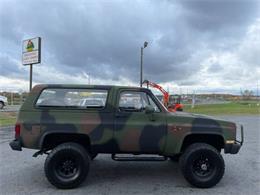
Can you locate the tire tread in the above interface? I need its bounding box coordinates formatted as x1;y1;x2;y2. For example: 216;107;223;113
180;143;225;188
44;142;90;189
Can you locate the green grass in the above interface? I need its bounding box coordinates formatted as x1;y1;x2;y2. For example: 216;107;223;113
0;112;17;127
184;101;260;115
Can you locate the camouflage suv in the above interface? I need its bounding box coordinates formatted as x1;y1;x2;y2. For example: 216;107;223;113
10;85;243;189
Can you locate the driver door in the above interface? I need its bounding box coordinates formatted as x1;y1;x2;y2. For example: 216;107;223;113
114;90;167;154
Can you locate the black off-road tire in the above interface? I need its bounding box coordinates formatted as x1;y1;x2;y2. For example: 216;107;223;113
0;101;4;109
169;154;180;162
180;143;225;188
44;142;90;189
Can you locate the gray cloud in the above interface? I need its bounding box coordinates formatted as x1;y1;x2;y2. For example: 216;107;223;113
0;54;26;78
207;63;223;73
0;0;259;91
179;0;259;30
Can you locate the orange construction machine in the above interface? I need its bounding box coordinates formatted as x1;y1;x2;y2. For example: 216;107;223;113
142;80;183;112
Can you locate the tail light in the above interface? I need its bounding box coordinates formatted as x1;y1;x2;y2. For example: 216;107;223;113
15;123;21;139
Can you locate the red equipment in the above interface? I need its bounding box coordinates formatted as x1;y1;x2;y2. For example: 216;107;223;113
142;80;183;112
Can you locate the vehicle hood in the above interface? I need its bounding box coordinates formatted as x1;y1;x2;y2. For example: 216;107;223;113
166;111;236;134
170;111;232;122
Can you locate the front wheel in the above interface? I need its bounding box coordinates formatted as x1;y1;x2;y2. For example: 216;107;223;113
44;142;90;189
180;143;225;188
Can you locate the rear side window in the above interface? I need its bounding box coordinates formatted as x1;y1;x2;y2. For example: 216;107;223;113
36;88;108;109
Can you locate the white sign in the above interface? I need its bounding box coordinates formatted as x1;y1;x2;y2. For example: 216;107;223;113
22;37;41;65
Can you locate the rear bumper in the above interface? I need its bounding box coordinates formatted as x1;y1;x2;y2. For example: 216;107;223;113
224;125;244;154
9;139;22;151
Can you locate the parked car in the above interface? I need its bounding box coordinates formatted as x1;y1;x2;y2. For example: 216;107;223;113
79;98;105;108
10;84;243;189
0;95;8;109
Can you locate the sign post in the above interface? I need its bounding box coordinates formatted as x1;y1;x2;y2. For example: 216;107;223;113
22;37;41;91
30;64;33;91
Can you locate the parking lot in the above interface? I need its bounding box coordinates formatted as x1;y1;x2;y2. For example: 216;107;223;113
0;105;20;112
0;115;259;195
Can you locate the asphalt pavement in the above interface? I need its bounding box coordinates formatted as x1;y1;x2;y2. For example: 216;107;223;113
0;105;20;112
0;115;259;195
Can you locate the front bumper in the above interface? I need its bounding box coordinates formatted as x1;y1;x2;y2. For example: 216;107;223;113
224;125;244;154
9;139;22;151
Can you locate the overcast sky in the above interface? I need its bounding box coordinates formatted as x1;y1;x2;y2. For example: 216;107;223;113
0;0;259;94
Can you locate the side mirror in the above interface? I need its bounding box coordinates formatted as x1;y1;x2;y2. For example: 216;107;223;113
145;105;155;114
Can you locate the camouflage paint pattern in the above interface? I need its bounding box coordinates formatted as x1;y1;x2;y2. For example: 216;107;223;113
16;84;237;155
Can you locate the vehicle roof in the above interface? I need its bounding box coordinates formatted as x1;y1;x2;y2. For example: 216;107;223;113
21;84;166;112
33;84;144;90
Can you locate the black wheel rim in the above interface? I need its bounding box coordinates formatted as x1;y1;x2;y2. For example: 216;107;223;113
55;156;80;180
192;154;216;178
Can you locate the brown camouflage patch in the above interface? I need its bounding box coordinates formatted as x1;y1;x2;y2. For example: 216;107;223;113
119;129;141;152
80;114;101;134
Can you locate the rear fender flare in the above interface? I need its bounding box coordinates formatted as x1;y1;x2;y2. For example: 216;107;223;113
38;131;91;149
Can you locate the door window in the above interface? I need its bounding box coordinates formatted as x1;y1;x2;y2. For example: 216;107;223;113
147;95;160;112
118;91;160;112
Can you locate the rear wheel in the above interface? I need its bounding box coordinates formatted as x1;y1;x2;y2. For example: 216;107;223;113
44;142;90;189
180;143;225;188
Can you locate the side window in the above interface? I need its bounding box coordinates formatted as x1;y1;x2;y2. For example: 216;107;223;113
119;91;148;112
147;95;160;112
36;88;108;109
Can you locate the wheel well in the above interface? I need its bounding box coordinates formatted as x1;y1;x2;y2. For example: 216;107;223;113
41;133;91;152
181;134;224;152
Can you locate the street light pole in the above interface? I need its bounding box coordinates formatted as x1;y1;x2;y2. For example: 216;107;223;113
140;41;148;87
140;47;143;87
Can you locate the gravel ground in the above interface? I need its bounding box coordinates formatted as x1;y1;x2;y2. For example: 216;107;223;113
0;115;259;195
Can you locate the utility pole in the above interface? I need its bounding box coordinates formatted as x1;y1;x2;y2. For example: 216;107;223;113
83;72;90;84
192;90;196;109
140;41;148;87
257;81;259;98
11;92;13;105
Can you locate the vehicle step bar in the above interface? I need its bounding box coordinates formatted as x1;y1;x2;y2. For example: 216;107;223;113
111;154;168;161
